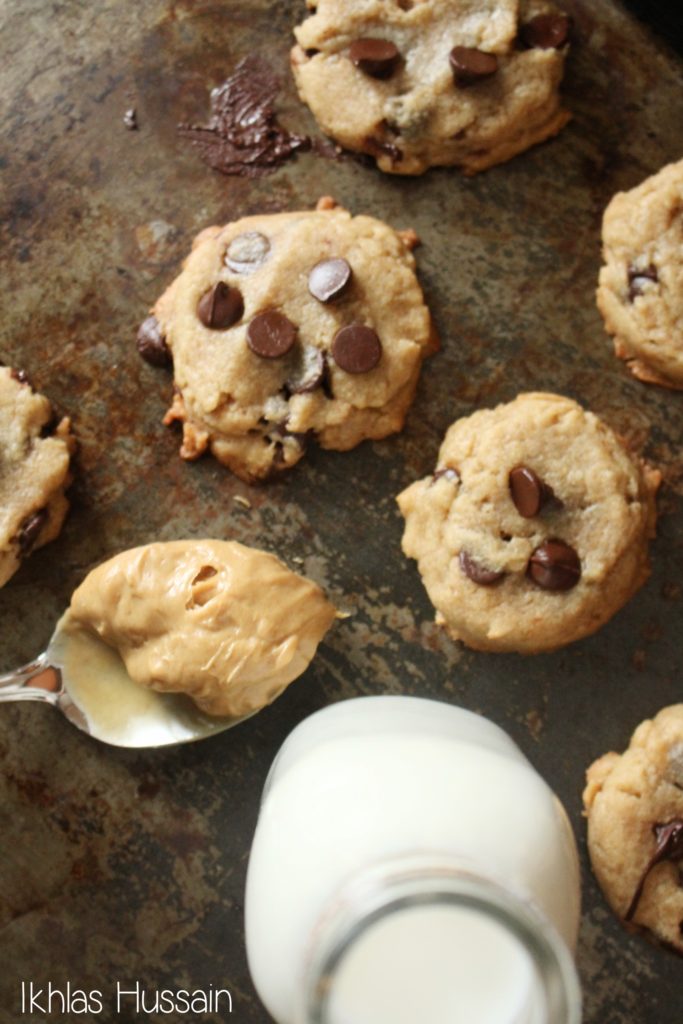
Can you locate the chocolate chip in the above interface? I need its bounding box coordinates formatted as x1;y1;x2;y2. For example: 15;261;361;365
349;38;400;79
308;258;352;303
10;368;29;385
331;324;382;374
286;346;326;394
520;13;572;49
509;465;555;518
136;316;172;367
247;311;297;359
626;820;683;921
459;550;504;586
225;231;271;274
449;46;499;87
362;135;403;164
197;282;244;329
527;540;580;591
17;508;49;555
432;467;460;484
628;263;658;301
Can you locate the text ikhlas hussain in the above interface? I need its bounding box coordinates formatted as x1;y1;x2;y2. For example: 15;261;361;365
19;980;233;1016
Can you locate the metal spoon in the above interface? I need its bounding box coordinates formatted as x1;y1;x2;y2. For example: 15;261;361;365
0;614;244;748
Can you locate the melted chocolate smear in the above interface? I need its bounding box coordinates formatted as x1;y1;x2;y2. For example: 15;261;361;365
626;820;683;922
178;56;310;178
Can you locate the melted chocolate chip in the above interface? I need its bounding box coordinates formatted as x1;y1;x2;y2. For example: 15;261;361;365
247;311;297;359
225;231;271;274
449;46;499;87
628;263;658;301
349;38;401;78
136;316;172;367
459;550;504;586
177;55;309;178
197;282;244;329
527;540;581;591
17;508;49;555
308;258;352;303
509;466;555;518
331;324;382;374
626;820;683;921
286;346;326;394
520;13;572;49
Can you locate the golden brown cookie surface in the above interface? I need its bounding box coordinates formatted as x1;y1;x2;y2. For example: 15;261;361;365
397;392;659;653
583;705;683;954
292;0;571;175
142;202;435;482
0;367;74;587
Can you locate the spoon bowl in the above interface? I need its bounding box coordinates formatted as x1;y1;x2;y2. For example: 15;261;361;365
0;615;246;748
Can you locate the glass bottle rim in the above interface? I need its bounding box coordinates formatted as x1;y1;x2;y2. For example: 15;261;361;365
300;858;582;1024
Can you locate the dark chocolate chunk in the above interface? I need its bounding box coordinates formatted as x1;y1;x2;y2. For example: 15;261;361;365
626;820;683;921
247;311;297;359
331;324;382;374
362;134;403;164
197;282;244;329
628;263;658;301
225;231;271;274
432;467;461;484
308;258;352;303
10;368;29;385
509;465;554;518
349;38;400;78
527;539;580;591
136;316;172;367
449;46;499;87
17;508;49;555
459;550;504;586
286;346;326;394
520;13;572;49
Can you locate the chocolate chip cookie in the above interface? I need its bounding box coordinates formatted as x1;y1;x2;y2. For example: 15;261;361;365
140;199;436;482
0;367;75;587
291;0;571;175
397;392;659;653
583;705;683;953
597;158;683;389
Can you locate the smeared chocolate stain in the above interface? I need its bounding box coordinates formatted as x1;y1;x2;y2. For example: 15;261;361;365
177;55;310;177
625;820;683;921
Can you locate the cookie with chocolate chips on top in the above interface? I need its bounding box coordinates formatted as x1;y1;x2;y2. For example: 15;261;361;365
583;705;683;954
397;392;659;653
0;367;75;587
291;0;572;175
597;158;683;389
140;199;436;482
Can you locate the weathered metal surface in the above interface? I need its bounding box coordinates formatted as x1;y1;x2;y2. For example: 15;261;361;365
1;2;682;1021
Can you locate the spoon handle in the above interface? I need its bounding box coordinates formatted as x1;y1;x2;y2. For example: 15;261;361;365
0;653;62;704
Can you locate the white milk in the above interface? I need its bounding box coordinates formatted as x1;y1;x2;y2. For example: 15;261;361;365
245;696;581;1024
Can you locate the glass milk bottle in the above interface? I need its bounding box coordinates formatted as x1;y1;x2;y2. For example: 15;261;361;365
245;696;581;1024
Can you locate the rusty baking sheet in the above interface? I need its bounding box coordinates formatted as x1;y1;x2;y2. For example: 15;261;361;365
1;2;682;1022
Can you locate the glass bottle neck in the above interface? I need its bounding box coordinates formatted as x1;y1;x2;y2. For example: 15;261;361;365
300;859;581;1024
